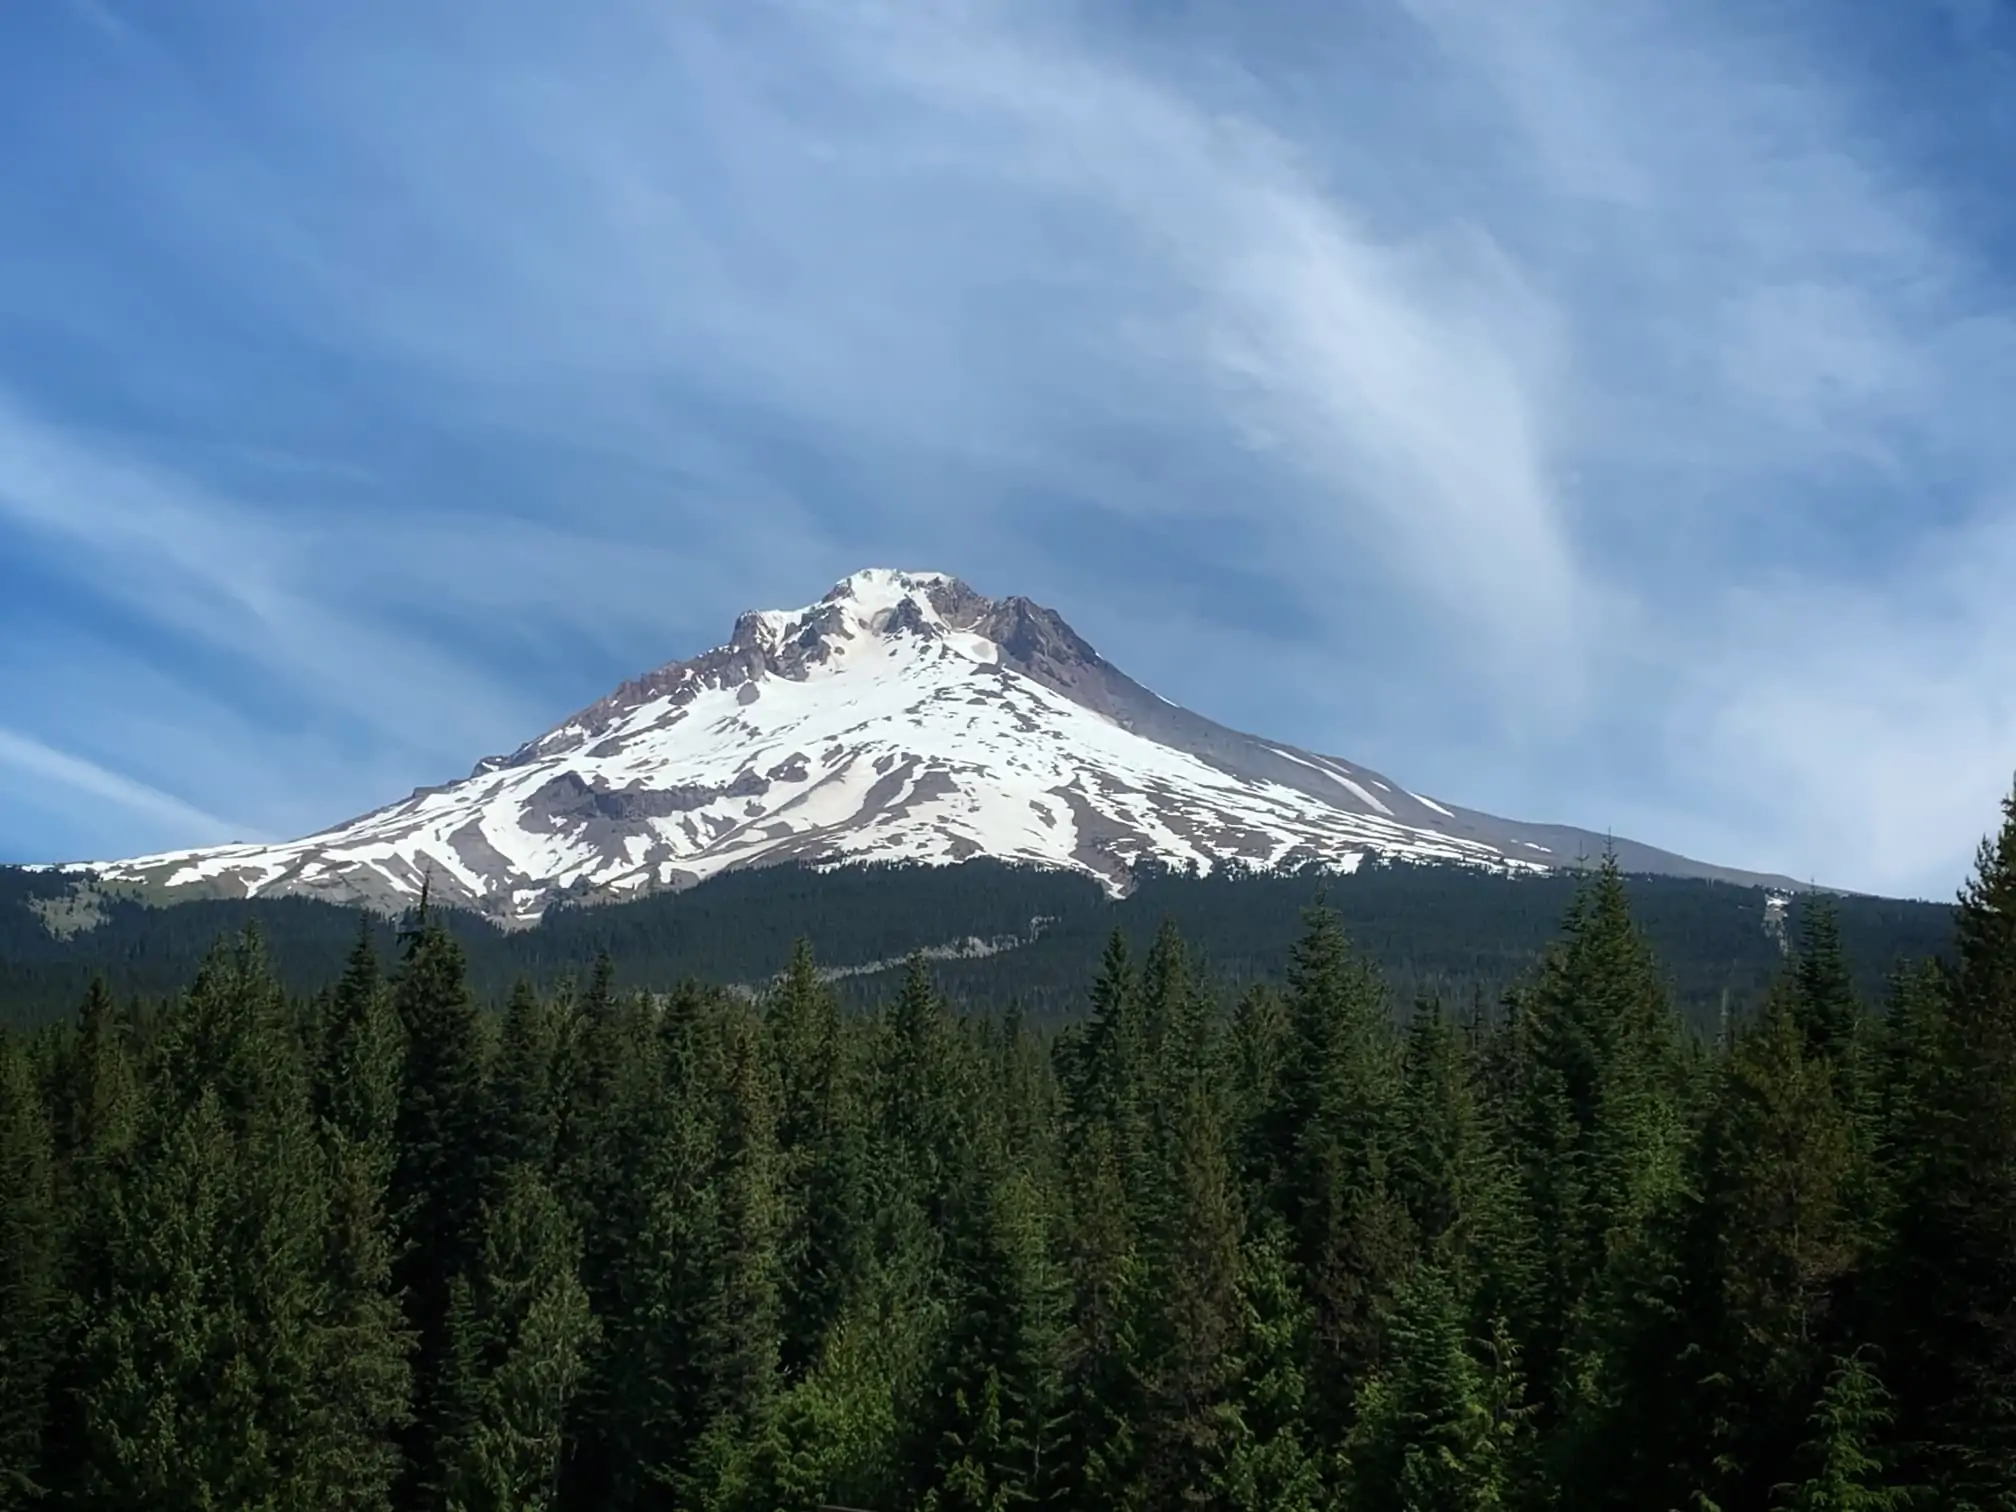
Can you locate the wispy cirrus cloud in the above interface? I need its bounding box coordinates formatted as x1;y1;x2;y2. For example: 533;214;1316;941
0;727;241;842
2;0;2013;896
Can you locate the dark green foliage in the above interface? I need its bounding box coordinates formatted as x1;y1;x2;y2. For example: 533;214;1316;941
390;905;497;1498
317;918;404;1160
1687;982;1864;1508
1874;783;2016;1507
67;934;409;1508
1792;899;1861;1069
1;790;2013;1509
1774;1351;1910;1512
1507;859;1687;1424
0;1036;58;1508
1;859;1951;1032
1344;1264;1529;1512
1267;903;1412;1431
434;1163;598;1512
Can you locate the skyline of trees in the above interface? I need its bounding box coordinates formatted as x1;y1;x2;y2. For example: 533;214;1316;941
0;786;2010;1509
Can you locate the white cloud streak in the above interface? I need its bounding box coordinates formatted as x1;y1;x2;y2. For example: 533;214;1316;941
0;727;241;840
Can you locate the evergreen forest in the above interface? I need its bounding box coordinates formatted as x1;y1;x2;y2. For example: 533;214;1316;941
0;857;1951;1033
3;790;2015;1510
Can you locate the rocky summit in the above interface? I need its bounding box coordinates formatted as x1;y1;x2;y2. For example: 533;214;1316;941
60;569;1802;924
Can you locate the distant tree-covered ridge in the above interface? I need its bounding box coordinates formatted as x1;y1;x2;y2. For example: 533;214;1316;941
0;783;2011;1508
0;856;1950;1031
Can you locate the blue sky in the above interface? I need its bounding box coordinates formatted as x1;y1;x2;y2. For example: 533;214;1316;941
2;0;2013;900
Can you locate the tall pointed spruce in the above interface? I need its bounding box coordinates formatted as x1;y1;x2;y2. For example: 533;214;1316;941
390;902;495;1494
0;1036;59;1508
1879;779;2016;1503
434;1164;599;1512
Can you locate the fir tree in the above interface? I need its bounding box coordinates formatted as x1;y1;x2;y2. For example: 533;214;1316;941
302;920;415;1509
1791;899;1860;1071
0;1036;58;1508
1224;982;1292;1200
1691;981;1861;1508
1510;858;1685;1420
1219;1220;1326;1512
1774;1351;1909;1512
51;974;139;1171
1062;930;1144;1158
918;1167;1066;1512
434;1163;599;1512
34;975;140;1504
1136;1074;1246;1507
492;979;560;1175
390;905;495;1497
308;1123;415;1511
1268;903;1412;1431
1343;1263;1528;1512
75;933;405;1508
1878;781;2016;1505
316;917;404;1162
883;955;971;1236
695;1006;786;1442
1395;1002;1524;1302
766;939;866;1379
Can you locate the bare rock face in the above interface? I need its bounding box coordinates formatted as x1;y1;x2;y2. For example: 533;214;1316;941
72;568;1805;925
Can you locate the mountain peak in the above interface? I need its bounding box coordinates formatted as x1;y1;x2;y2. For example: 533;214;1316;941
69;568;1805;923
820;566;957;607
733;568;968;654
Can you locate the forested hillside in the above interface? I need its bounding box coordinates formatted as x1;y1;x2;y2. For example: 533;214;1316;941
1;790;2013;1509
0;858;1951;1032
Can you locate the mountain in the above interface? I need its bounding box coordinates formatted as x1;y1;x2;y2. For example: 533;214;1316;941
48;568;1805;926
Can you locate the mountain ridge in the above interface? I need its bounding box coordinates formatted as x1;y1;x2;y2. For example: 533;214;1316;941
36;568;1808;924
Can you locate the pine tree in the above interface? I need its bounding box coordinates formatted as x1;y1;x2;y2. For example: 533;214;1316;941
1053;935;1150;1511
1877;781;2016;1505
1691;981;1861;1507
1395;1003;1525;1293
551;950;627;1196
1053;1109;1146;1512
75;933;405;1508
1510;859;1685;1419
434;1163;599;1512
1224;982;1292;1201
560;979;732;1508
0;1036;59;1508
298;920;416;1508
308;1123;415;1511
492;979;560;1176
1791;899;1860;1070
1343;1263;1528;1512
603;1001;787;1505
883;954;971;1235
1062;930;1143;1157
552;953;679;1512
51;975;138;1171
1774;1351;1909;1512
389;906;495;1497
1268;903;1412;1430
766;939;867;1379
1136;1074;1246;1507
316;917;404;1162
34;975;140;1503
697;1006;786;1441
1136;919;1206;1113
1219;1220;1326;1512
919;1167;1066;1512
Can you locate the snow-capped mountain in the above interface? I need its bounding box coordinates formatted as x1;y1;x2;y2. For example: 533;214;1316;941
66;569;1802;925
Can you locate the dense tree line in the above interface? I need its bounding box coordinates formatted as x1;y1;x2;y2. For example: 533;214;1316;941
0;790;2012;1509
0;858;1950;1031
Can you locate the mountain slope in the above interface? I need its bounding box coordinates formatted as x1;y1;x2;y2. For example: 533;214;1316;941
53;568;1804;925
